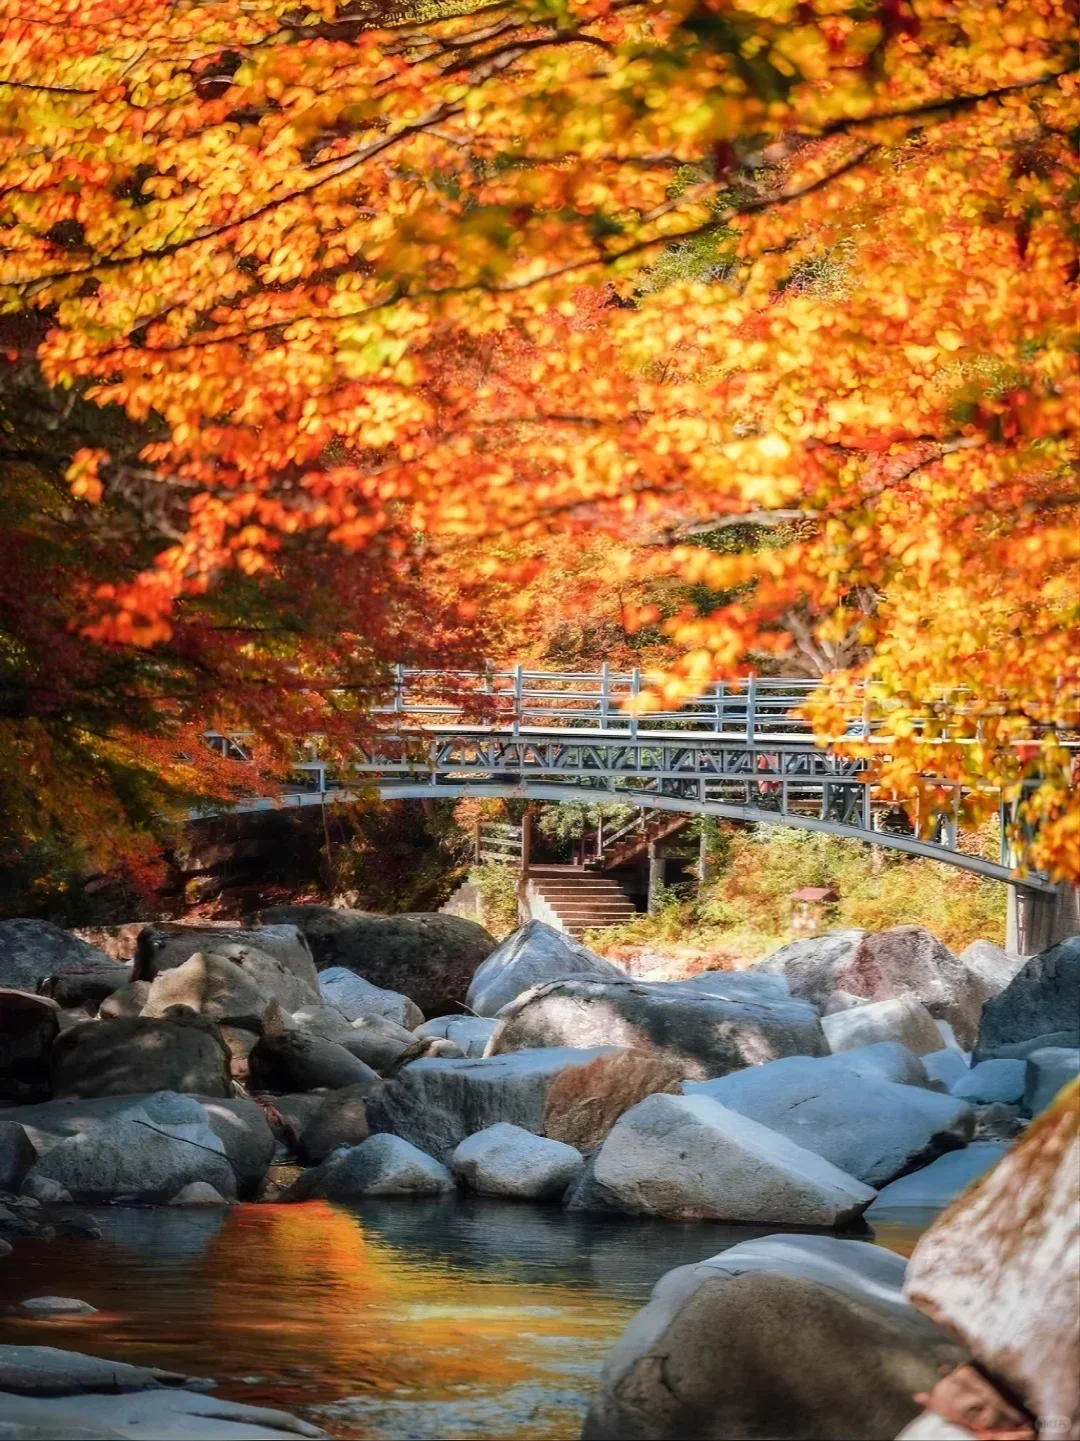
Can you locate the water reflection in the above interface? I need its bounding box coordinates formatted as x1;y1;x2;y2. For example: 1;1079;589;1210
0;1200;925;1440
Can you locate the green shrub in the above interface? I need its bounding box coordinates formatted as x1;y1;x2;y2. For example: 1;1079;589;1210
467;862;521;939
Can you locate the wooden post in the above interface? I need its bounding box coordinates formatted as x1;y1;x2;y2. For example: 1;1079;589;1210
521;807;532;880
1008;884;1080;955
596;812;604;860
474;818;482;865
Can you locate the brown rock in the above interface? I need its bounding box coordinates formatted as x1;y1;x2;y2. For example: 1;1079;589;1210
904;1078;1080;1440
141;951;271;1030
542;1048;687;1152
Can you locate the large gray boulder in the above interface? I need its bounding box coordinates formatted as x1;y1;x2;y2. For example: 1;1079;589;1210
339;1014;422;1073
0;1387;324;1438
685;1055;974;1188
0;921;113;994
415;1015;498;1058
50;1013;231;1099
568;1092;876;1225
866;1143;1008;1217
0;989;61;1102
1022;1045;1080;1116
37;964;134;1012
465;921;625;1018
923;1048;970;1089
316;967;422;1030
581;1235;967;1440
817;1040;930;1088
248;1030;380;1093
451;1122;583;1200
972;935;1080;1063
950;1058;1024;1105
755;926;993;1049
0;1344;200;1395
134;925;318;995
286;1133;454;1200
822;996;945;1057
257;905;496;1018
366;1046;619;1162
25;1093;238;1203
489;976;826;1080
7;1091;274;1197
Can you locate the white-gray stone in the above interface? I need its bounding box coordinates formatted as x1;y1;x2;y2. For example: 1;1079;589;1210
342;1014;421;1073
934;1019;964;1051
866;1143;1008;1216
0;1345;201;1395
568;1092;876;1225
818;1041;930;1088
366;1046;619;1163
1022;1046;1080;1116
0;922;112;995
580;1235;967;1441
950;1058;1025;1105
671;970;791;1003
316;968;423;1030
922;1049;970;1089
822;996;945;1057
958;940;1026;995
465;920;625;1018
19;1176;71;1205
451;1123;583;1200
287;1133;454;1200
167;1182;229;1206
24;1094;237;1205
0;1388;323;1439
14;1299;97;1319
414;1016;498;1058
685;1055;973;1188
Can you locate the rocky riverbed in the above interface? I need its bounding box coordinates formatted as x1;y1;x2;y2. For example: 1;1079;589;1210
1;911;1077;1439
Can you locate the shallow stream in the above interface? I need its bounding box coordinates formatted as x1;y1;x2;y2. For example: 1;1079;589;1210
0;1199;926;1438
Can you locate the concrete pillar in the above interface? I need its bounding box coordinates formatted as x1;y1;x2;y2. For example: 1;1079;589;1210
1006;884;1080;955
647;840;663;914
520;808;532;881
698;826;714;884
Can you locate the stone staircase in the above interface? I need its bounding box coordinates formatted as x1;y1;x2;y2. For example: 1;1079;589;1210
524;864;639;938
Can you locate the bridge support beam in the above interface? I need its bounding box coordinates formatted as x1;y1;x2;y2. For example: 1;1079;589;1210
1006;884;1080;956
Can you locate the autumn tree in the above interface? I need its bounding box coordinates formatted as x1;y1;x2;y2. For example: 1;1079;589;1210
1;0;1077;878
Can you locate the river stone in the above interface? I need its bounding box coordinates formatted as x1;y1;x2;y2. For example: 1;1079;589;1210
541;1048;689;1152
972;935;1080;1064
923;1048;970;1089
287;1133;454;1200
451;1122;583;1200
686;1055;973;1188
0;1344;201;1395
0;923;113;995
570;1092;876;1224
414;1015;498;1058
673;970;791;1002
316;968;423;1029
6;1092;273;1198
257;905;496;1018
340;1014;423;1073
50;1013;231;1100
296;1082;377;1163
866;1143;1009;1217
581;1234;967;1441
822;996;945;1057
19;1175;72;1204
168;1181;229;1205
0;991;61;1103
465;921;625;1018
248;1030;380;1093
904;1079;1080;1437
1022;1045;1080;1117
821;1040;931;1088
957;940;1026;995
26;1094;237;1204
755;926;992;1049
16;1298;98;1318
366;1046;619;1162
489;976;826;1080
141;953;273;1030
134;925;319;995
0;1388;324;1438
98;981;150;1020
0;1121;36;1193
950;1058;1025;1105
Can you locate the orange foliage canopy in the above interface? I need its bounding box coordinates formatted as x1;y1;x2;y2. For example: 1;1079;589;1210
1;0;1077;877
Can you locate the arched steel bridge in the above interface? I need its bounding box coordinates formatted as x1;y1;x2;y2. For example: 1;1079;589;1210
204;665;1056;891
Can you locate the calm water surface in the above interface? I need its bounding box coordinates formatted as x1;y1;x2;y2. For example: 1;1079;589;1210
0;1198;925;1439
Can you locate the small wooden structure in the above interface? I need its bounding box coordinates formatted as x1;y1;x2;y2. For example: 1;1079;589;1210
790;885;839;935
